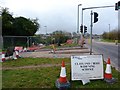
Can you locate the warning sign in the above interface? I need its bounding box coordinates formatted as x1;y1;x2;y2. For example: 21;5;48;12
71;55;104;80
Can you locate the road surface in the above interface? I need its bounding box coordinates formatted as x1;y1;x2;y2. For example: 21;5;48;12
85;39;119;71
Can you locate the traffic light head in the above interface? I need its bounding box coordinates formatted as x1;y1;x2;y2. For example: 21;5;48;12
118;1;120;9
84;25;87;34
80;25;83;33
115;1;120;11
115;3;118;10
94;12;98;23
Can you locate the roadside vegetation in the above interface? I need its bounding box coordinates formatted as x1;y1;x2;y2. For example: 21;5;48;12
102;29;119;43
42;43;79;49
2;58;120;88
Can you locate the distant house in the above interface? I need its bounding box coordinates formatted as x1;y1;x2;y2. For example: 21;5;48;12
66;39;73;44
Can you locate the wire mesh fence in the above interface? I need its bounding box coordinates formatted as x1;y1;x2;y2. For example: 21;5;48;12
2;34;81;50
2;36;43;49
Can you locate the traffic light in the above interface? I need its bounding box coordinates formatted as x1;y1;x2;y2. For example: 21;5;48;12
118;1;120;9
115;1;120;11
94;12;98;23
80;25;83;33
84;25;87;34
115;3;118;10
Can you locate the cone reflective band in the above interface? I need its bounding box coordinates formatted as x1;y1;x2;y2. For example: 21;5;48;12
105;64;111;74
59;61;67;83
60;67;66;78
2;52;5;61
104;58;112;79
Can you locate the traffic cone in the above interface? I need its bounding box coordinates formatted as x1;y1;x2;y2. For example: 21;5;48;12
23;47;27;52
12;51;17;60
15;50;19;58
104;58;117;84
104;58;112;79
59;61;67;83
55;61;70;89
2;52;5;62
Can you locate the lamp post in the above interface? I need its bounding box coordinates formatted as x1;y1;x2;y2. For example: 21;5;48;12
44;26;47;45
44;26;47;35
77;4;82;34
108;24;110;39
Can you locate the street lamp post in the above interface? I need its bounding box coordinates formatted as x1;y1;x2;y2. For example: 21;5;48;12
77;4;82;34
108;24;110;39
77;4;82;44
44;26;47;35
44;26;47;45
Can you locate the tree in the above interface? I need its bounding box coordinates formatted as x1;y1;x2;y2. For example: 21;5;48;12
13;17;39;36
51;31;70;45
102;32;108;39
2;8;14;36
1;7;40;36
102;30;119;40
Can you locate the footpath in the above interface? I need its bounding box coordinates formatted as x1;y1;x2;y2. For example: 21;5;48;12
20;47;90;58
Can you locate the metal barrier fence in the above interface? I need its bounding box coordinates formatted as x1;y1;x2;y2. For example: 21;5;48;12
2;34;81;50
3;36;43;49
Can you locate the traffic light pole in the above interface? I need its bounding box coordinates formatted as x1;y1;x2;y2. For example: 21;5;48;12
81;5;114;29
77;4;82;33
81;5;114;55
77;4;82;44
90;11;93;55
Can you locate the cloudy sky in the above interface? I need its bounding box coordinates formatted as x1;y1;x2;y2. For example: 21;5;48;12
0;0;119;34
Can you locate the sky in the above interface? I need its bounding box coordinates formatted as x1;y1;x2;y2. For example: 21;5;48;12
0;0;119;35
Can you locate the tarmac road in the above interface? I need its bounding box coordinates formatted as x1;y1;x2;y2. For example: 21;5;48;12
85;39;119;71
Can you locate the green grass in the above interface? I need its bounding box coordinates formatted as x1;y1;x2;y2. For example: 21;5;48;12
2;58;70;67
2;66;61;88
2;58;120;88
60;43;79;48
43;43;79;49
101;39;118;43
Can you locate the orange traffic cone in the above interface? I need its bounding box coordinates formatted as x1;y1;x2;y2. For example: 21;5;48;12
2;52;5;62
104;58;112;79
55;61;70;89
59;61;67;83
104;58;116;84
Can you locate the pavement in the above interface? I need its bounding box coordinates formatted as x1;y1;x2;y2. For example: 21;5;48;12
20;47;90;58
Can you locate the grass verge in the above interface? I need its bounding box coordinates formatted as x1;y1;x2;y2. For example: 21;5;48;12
2;58;120;88
101;39;118;43
2;58;70;67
